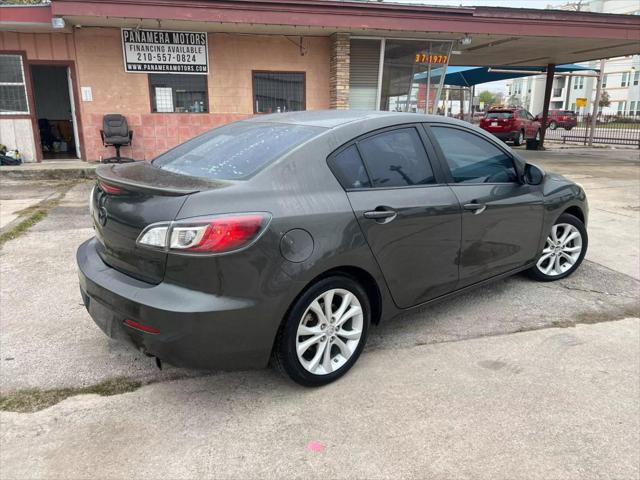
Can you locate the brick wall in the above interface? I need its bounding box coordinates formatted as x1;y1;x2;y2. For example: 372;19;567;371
82;113;249;161
1;28;331;162
329;33;350;109
76;29;330;161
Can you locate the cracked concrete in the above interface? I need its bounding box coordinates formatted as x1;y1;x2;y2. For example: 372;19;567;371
1;319;638;480
0;147;639;479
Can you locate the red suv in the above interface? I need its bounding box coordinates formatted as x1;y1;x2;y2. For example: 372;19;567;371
544;109;578;130
480;107;541;147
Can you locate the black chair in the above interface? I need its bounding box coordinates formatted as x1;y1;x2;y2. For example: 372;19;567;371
100;114;134;163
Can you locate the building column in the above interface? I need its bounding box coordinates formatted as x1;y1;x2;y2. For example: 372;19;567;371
329;33;350;109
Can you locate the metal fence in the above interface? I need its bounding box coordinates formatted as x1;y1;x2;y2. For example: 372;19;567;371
543;114;640;148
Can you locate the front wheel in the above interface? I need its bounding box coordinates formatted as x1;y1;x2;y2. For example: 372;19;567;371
528;213;588;281
273;276;370;386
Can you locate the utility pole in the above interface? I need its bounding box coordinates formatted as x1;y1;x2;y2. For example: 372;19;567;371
588;58;606;147
539;63;556;149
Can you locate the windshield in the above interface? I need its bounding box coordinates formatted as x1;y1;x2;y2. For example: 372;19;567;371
153;121;324;180
486;112;514;119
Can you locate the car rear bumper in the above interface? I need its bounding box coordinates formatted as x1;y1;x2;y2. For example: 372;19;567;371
77;237;275;370
485;130;517;140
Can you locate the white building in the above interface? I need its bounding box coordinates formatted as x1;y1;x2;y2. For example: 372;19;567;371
505;0;640;116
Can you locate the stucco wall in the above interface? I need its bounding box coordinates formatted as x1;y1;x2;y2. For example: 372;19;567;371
75;29;330;160
1;29;331;162
0;31;76;60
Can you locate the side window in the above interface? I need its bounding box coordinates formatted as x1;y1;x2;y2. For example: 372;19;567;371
431;126;518;184
357;128;436;188
330;145;371;189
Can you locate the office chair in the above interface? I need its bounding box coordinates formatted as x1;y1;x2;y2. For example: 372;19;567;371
100;114;134;163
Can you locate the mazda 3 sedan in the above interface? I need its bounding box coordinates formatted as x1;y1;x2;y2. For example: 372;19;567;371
77;110;588;386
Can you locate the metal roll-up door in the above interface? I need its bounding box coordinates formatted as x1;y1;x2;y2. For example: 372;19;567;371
349;39;381;110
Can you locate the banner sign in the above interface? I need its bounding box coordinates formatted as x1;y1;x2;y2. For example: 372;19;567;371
121;28;208;74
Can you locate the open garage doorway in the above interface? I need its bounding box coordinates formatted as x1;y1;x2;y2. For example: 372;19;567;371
29;64;81;160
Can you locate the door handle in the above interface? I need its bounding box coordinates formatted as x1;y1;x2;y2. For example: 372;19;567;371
364;207;397;223
463;203;487;215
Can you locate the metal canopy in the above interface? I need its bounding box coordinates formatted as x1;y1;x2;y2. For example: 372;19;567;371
422;64;596;87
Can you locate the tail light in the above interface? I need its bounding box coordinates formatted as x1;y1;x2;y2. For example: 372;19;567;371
124;319;160;334
99;181;124;195
137;213;271;254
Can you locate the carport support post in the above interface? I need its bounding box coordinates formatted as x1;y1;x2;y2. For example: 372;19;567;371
539;63;556;149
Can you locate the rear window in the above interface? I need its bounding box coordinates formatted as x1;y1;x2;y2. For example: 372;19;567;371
153;122;324;180
486;111;514;119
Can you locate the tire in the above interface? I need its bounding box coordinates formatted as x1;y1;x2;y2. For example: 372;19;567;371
564;126;573;131
527;213;588;282
273;275;370;387
526;130;541;150
513;130;524;146
549;121;558;130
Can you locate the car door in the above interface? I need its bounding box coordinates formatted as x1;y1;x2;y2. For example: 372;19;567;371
425;123;544;288
328;125;461;309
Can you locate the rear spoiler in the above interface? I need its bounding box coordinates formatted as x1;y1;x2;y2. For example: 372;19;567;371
96;162;227;196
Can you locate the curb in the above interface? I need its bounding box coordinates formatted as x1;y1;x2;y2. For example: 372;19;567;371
0;167;97;181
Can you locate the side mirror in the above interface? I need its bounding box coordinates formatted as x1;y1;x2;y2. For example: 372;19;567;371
524;163;545;185
533;115;540;122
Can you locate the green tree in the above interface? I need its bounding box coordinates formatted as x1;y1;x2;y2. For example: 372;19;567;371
599;90;610;108
478;90;497;109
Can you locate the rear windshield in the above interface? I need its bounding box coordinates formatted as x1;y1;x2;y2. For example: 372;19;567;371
486;111;513;119
153;121;324;180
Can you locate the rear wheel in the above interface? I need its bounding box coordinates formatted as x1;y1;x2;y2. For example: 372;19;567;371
549;121;558;130
528;213;587;282
513;130;524;146
526;130;541;150
273;276;370;386
564;126;573;130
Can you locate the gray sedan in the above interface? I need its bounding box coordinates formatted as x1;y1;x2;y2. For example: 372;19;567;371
77;110;588;386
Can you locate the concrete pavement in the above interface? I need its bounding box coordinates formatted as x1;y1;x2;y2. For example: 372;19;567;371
0;146;638;479
0;179;637;393
519;147;640;280
2;318;638;480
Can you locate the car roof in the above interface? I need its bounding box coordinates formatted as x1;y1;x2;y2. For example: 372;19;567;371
242;109;462;129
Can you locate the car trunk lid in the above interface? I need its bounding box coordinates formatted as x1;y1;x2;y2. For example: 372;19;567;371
92;162;228;284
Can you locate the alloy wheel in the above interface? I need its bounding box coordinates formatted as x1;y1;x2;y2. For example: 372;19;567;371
536;223;583;277
296;288;363;375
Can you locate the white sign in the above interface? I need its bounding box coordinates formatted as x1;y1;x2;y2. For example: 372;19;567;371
121;28;208;74
81;86;93;102
155;87;174;112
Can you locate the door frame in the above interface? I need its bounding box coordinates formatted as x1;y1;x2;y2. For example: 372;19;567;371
27;59;86;162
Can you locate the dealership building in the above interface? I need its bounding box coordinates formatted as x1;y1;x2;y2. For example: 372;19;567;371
1;0;638;162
